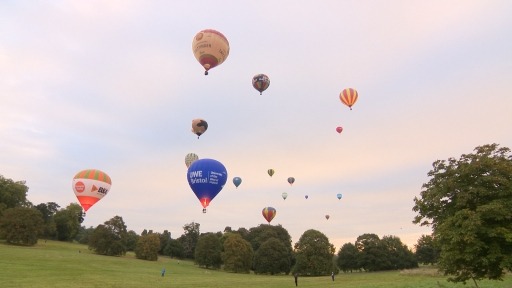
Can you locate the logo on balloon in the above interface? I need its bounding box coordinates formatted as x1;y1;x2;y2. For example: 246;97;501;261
75;181;85;193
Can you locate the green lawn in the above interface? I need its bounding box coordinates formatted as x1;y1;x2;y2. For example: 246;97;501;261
0;240;510;288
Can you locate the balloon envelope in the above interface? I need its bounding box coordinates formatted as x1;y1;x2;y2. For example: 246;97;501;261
336;126;343;133
185;153;199;168
287;177;295;185
191;118;208;138
282;192;288;200
325;215;330;220
262;207;276;223
339;88;358;110
233;177;242;188
267;169;275;177
192;29;230;75
187;158;228;210
252;74;270;95
72;169;111;212
305;195;308;199
337;193;343;200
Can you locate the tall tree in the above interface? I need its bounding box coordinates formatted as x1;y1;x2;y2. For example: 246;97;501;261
0;207;43;245
0;175;30;212
178;222;200;259
54;203;83;241
337;243;360;272
35;202;60;239
88;215;128;256
293;229;337;276
222;233;253;273
194;233;222;269
164;238;184;258
253;237;291;274
413;144;512;286
414;234;439;265
135;233;160;261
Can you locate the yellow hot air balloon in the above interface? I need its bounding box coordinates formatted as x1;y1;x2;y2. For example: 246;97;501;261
191;118;208;138
339;88;358;110
185;153;199;168
192;29;230;75
72;169;111;212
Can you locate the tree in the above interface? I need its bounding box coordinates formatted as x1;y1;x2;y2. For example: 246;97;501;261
380;235;417;270
88;215;128;256
135;233;160;261
164;238;184;258
337;243;360;272
413;144;512;286
158;230;171;255
75;226;95;244
34;202;60;239
125;230;140;251
293;229;337;276
254;237;291;274
54;203;83;241
0;207;43;245
222;233;253;273
194;233;222;269
355;233;387;271
178;222;200;259
0;175;31;213
414;235;439;265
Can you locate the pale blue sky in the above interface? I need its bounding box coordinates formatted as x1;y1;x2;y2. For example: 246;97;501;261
1;0;511;249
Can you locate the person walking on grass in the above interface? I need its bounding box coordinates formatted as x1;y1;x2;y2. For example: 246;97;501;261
161;267;166;277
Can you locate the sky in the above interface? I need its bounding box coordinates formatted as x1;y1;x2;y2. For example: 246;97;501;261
1;1;511;250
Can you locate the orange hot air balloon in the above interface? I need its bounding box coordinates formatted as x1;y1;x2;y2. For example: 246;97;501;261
339;88;358;110
262;207;276;224
336;126;343;134
72;169;112;212
192;29;230;75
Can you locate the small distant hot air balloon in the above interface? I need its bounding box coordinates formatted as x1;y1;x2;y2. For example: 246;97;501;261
268;169;275;177
192;29;230;75
191;118;208;138
287;177;295;185
336;126;343;134
305;195;308;199
339;88;358;110
72;169;111;212
282;192;288;200
187;158;228;213
233;177;242;188
262;207;276;224
337;193;343;200
325;215;330;220
185;153;199;168
252;74;270;95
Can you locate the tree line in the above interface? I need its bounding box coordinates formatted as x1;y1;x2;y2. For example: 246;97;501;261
1;144;511;286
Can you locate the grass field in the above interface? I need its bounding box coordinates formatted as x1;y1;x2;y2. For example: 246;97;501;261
1;240;511;288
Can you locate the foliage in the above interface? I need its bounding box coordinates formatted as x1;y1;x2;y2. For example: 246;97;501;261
414;235;439;265
164;238;184;258
125;230;140;251
0;207;43;245
178;221;200;259
75;226;95;244
354;233;417;271
253;237;291;274
158;230;171;255
413;144;512;285
0;175;30;213
293;229;337;276
245;224;294;270
337;242;360;272
194;232;222;269
135;233;160;261
222;233;253;273
34;202;60;239
88;215;128;256
54;203;84;241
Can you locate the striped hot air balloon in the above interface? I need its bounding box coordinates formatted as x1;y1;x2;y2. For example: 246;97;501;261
262;207;277;224
72;169;112;212
339;88;358;110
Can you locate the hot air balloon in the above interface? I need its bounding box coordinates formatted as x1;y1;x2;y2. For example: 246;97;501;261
191;118;208;138
282;192;288;200
72;169;111;212
339;88;358;110
192;29;230;75
305;195;308;199
267;169;275;177
233;177;242;188
185;153;199;168
337;193;343;200
325;215;330;220
287;177;295;185
252;74;270;95
336;126;343;134
187;158;228;213
262;207;276;224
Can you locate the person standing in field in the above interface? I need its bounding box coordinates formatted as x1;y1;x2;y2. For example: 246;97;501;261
294;272;298;286
331;271;335;281
161;267;166;277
